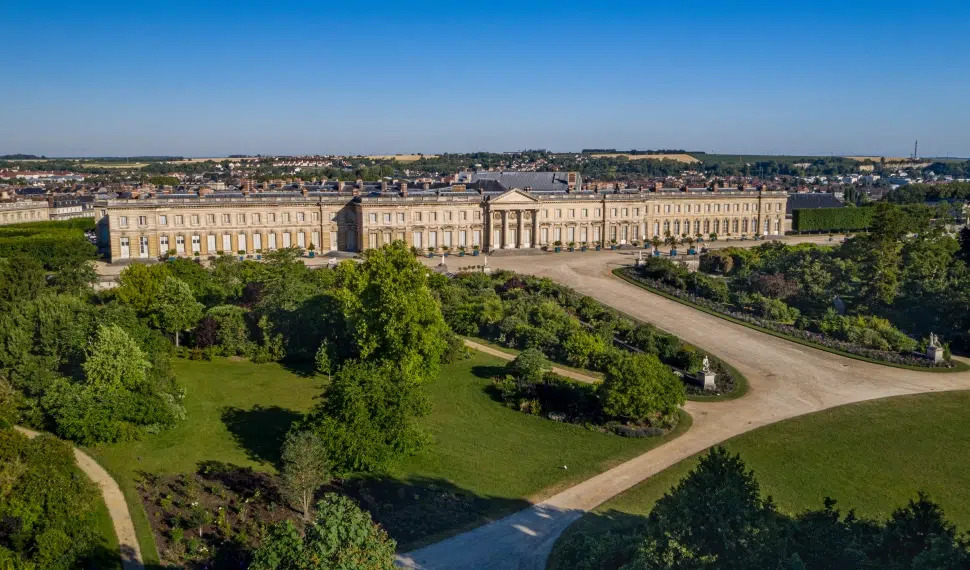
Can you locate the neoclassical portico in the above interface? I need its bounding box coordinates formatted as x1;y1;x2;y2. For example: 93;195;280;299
484;189;540;251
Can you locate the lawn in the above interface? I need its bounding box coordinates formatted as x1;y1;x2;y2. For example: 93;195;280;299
91;351;687;560
549;390;970;569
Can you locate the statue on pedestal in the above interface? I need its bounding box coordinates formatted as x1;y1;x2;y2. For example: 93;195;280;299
702;356;711;373
929;332;939;348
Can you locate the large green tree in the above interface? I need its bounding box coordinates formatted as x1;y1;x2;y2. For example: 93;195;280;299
280;430;331;524
82;324;151;391
151;276;203;346
600;353;684;422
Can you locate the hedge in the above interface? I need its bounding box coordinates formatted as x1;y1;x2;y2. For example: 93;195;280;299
792;206;873;232
0;219;97;268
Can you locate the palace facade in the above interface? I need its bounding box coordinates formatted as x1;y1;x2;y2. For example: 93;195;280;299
95;173;788;262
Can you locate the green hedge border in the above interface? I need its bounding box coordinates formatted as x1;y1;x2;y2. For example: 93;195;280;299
613;267;969;374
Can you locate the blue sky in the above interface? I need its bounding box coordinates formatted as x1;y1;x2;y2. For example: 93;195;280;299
2;1;969;157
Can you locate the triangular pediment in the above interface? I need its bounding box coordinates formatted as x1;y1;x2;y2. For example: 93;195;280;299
490;188;539;204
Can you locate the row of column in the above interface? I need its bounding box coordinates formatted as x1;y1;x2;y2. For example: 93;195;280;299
496;209;540;249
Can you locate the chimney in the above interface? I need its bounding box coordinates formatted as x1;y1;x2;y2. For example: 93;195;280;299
614;182;621;191
380;180;388;192
401;182;408;197
653;182;662;192
452;183;466;192
198;187;212;197
422;182;430;190
301;186;308;197
336;180;345;192
567;171;578;191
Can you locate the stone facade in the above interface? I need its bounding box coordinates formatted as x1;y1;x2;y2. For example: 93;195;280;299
96;185;788;262
0;201;51;226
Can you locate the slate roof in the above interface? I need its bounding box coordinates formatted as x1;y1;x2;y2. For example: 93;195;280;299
460;171;578;192
786;192;843;214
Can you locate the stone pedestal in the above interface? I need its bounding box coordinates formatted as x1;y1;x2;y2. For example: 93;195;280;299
927;345;944;363
696;371;716;391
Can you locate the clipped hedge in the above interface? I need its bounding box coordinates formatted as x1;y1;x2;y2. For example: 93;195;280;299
792;206;873;232
0;219;96;268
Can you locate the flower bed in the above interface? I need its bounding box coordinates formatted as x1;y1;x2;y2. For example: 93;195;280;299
619;268;951;369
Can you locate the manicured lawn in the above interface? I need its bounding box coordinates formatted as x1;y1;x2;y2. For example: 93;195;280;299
550;391;970;569
89;358;327;566
91;352;688;558
89;495;122;570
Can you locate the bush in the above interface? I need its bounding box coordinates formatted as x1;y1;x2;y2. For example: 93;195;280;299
793;206;874;232
748;294;801;323
507;348;547;385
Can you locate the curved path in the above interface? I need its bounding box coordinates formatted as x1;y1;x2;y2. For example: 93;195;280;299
463;339;600;384
399;249;970;569
14;426;143;570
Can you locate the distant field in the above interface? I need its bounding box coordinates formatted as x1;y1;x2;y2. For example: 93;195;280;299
688;153;845;163
80;162;149;168
591;153;699;163
365;154;438;162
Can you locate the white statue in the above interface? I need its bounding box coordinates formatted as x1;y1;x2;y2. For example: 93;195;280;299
702;356;711;373
440;253;446;266
929;332;939;348
482;254;488;267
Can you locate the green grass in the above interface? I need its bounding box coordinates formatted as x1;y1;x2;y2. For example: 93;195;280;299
91;353;690;557
89;358;327;566
550;391;970;569
88;495;122;570
613;267;970;373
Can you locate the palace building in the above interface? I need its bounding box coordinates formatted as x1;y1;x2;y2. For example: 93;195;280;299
94;172;788;262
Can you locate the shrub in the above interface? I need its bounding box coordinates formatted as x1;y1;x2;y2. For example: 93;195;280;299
748;294;800;323
506;348;547;385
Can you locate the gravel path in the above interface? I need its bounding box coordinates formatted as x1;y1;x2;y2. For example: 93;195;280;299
14;426;143;570
398;248;970;569
462;339;600;384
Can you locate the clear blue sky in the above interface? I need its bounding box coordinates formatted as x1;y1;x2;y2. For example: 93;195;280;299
2;1;969;157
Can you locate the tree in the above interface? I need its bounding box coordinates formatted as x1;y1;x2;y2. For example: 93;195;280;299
879;492;961;568
115;263;169;314
315;340;333;381
303;360;429;475
151;276;203;346
332;242;449;384
82;324;151;391
280;430;330;524
249;493;396;570
600;353;684;422
562;329;607;370
507;347;547;384
631;447;785;569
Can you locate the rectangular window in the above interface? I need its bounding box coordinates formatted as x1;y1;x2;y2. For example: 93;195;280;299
238;214;246;224
159;215;168;225
119;216;128;227
253;233;262;250
191;214;199;225
368;233;377;249
474;211;481;221
222;214;230;224
383;213;391;224
431;212;438;222
175;235;185;253
429;231;437;247
443;231;452;247
412;231;423;248
473;229;481;245
622;208;628;217
311;212;319;222
397;213;405;223
206;235;216;251
582;208;588;218
238;233;246;252
119;237;130;258
282;232;291;247
207;214;215;224
138;215;147;226
415;212;423;222
459;230;467;246
445;211;452;222
283;212;291;222
664;205;671;214
191;235;200;253
297;212;305;222
611;208;617;217
175;215;184;225
569;209;576;218
160;235;169;252
369;213;377;223
269;233;277;249
222;234;231;252
297;232;306;248
556;209;562;218
460;211;467;221
254;213;261;223
311;231;319;249
268;213;276;222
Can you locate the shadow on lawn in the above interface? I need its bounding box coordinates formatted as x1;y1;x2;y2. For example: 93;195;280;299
342;475;531;552
221;405;303;466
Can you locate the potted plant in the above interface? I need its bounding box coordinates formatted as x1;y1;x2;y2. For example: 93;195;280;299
307;242;316;258
216;250;225;256
568;241;575;252
442;245;451;257
580;241;588;252
255;249;263;260
427;246;434;258
472;244;480;256
686;236;697;255
458;245;466;257
651;235;662;256
553;240;562;253
595;241;601;251
610;238;617;250
165;248;177;261
410;245;419;257
237;249;245;260
709;232;717;241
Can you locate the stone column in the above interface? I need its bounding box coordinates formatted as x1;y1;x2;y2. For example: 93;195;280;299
500;210;508;249
516;210;524;248
484;208;491;251
532;210;539;247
